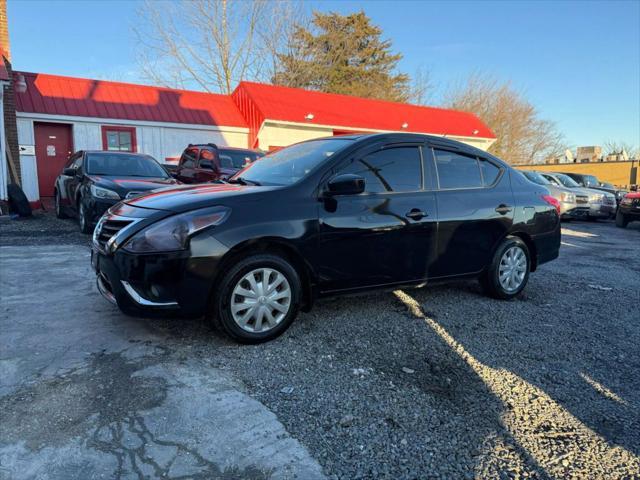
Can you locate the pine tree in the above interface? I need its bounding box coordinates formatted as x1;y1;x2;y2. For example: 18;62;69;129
274;11;410;102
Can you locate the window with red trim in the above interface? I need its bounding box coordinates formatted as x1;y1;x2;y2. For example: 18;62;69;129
101;126;137;152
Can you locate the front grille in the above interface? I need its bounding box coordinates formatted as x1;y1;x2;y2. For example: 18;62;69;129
576;195;588;204
96;219;133;250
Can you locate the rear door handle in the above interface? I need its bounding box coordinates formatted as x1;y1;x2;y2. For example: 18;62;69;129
495;204;513;215
406;208;427;220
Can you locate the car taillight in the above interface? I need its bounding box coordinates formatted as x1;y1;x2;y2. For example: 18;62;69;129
542;195;561;215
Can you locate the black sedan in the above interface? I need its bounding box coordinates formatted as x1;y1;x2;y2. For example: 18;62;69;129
54;151;178;233
92;133;561;343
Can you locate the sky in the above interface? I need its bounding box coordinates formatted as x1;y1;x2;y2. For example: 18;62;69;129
7;0;640;149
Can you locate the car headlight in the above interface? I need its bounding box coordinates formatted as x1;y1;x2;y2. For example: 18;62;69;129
91;185;121;200
560;192;575;203
123;206;230;253
589;193;603;203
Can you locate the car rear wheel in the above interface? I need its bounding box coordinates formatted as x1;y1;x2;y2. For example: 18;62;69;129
481;236;530;300
55;190;67;219
78;199;92;234
615;210;629;229
210;254;301;343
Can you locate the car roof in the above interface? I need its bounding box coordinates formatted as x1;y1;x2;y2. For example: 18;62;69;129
82;150;150;155
191;144;259;152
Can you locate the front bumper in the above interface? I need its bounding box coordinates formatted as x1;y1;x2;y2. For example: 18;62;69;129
86;198;120;226
618;203;640;221
91;205;231;316
588;203;614;218
92;240;227;316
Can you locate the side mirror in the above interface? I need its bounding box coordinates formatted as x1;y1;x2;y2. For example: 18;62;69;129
327;174;365;196
63;167;77;176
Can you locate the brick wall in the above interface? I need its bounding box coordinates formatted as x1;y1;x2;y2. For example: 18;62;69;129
1;0;20;183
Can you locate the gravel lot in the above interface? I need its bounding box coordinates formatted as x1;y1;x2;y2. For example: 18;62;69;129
1;212;639;479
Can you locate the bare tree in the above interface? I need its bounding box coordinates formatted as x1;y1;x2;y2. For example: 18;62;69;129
443;73;565;164
407;67;435;106
603;140;639;158
133;0;302;94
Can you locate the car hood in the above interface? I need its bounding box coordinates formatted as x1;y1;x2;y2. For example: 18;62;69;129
90;175;179;196
123;182;279;212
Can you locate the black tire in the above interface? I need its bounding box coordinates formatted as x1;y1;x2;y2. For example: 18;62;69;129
210;253;301;344
54;190;68;219
480;236;531;300
7;183;32;217
78;198;92;234
615;210;629;229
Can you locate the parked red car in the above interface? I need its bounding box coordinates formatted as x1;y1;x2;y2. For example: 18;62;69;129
615;191;640;228
173;144;263;184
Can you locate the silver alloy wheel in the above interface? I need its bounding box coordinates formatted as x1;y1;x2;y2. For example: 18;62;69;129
230;268;291;333
498;245;527;292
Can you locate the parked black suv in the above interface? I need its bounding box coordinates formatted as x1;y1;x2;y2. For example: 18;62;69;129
54;151;178;233
173;144;263;184
92;134;561;343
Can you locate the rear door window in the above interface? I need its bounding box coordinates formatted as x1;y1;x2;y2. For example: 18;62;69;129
434;150;483;189
180;147;198;168
341;146;422;193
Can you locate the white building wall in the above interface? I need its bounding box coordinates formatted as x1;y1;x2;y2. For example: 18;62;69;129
15;112;250;200
258;122;334;150
257;120;495;152
16;117;39;202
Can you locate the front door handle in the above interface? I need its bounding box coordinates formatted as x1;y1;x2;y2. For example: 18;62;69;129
406;208;427;220
495;204;513;215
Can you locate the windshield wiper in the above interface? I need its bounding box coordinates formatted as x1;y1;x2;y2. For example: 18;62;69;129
228;177;261;186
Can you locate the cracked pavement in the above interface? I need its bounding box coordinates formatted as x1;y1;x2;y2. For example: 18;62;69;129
0;245;324;480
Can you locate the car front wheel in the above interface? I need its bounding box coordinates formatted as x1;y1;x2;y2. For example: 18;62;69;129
615;210;629;228
481;236;530;299
78;199;92;234
210;254;301;343
54;190;67;219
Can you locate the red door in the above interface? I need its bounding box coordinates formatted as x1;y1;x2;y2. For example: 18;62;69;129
34;122;73;197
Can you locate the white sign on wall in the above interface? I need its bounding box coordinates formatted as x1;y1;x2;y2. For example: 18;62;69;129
19;145;35;155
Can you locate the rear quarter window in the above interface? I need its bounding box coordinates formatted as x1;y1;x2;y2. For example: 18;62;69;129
479;159;501;186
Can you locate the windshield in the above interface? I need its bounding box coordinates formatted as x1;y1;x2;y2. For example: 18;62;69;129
555;173;580;188
87;153;169;178
523;171;549;186
583;175;599;187
219;149;262;169
232;138;353;186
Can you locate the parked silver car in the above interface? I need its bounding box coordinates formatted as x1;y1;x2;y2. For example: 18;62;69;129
521;170;588;220
540;172;615;220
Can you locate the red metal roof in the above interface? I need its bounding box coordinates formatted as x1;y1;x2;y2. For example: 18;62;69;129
234;81;495;140
14;72;248;128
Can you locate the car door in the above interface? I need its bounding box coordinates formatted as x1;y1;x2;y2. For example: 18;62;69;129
430;147;513;278
67;154;86;213
318;143;437;292
194;148;220;183
57;152;82;210
175;147;199;183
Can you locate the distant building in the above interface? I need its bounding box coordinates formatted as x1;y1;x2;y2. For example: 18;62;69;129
605;150;629;162
576;146;603;163
545;149;575;164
